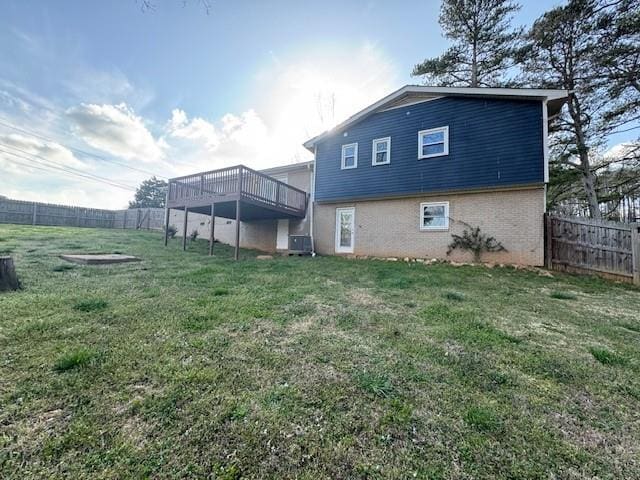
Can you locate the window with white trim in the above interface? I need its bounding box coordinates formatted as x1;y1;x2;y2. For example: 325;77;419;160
372;137;391;165
418;126;449;159
341;143;358;169
420;201;449;230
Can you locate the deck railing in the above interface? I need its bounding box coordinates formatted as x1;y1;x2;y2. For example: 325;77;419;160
168;165;308;216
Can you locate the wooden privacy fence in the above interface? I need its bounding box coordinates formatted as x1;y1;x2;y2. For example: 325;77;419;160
0;197;165;231
545;214;640;285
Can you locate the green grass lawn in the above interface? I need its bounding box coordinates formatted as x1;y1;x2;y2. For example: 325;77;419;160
1;225;639;479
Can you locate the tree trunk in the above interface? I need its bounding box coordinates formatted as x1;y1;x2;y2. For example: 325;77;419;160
0;256;20;292
567;94;602;219
471;39;478;87
581;168;601;219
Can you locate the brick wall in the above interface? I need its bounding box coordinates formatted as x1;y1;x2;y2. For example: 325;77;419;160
313;187;545;265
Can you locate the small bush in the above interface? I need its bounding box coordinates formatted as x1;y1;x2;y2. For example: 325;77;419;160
550;290;577;300
73;298;108;312
464;406;500;432
589;347;626;366
54;349;96;372
212;287;229;296
447;224;505;263
189;229;199;241
165;224;178;239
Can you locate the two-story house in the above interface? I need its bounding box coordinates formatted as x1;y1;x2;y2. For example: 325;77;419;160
164;86;567;266
303;86;568;265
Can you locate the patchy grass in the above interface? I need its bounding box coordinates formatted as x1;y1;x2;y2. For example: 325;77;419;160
464;405;501;432
0;224;639;479
443;290;466;301
73;298;108;312
355;371;396;398
550;290;578;300
54;348;97;372
589;346;627;366
51;264;75;272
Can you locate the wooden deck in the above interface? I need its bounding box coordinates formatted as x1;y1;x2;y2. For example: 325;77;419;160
164;165;309;259
166;165;308;219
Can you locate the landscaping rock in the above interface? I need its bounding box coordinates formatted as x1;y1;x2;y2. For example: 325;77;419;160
256;255;274;260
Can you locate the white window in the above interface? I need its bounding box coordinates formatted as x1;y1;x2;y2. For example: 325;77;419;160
372;137;391;165
418;126;449;159
420;202;449;230
341;143;358;169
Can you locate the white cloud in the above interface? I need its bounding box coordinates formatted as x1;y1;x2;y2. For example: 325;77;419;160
165;108;272;173
0;133;87;170
3;42;400;207
604;142;639;160
164;43;400;175
66;103;166;163
167;109;220;151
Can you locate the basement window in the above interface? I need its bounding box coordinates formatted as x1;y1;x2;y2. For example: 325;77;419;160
418;126;449;159
420;201;449;230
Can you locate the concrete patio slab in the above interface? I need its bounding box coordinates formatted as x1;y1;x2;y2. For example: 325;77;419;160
60;254;141;265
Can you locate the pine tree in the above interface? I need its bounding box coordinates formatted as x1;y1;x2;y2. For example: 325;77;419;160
129;176;168;209
595;0;640;134
521;0;605;218
412;0;523;87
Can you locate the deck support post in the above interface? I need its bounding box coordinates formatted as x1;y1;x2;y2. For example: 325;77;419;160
235;199;241;260
209;203;215;256
164;207;170;246
182;206;188;251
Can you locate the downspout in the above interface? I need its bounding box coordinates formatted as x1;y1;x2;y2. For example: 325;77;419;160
310;145;317;256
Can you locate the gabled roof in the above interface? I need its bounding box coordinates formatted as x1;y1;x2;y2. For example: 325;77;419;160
303;85;569;151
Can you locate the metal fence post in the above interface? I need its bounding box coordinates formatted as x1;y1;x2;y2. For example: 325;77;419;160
32;203;37;226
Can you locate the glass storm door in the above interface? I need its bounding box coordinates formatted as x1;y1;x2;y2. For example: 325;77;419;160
335;207;355;253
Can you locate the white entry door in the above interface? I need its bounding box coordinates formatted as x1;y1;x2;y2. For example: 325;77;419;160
276;219;289;250
335;207;355;253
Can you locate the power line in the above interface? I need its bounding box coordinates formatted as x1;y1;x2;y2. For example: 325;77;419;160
0;141;137;189
0;144;136;190
0;116;168;179
0;149;136;191
0;148;136;191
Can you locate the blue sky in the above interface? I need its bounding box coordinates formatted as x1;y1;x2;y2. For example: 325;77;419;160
0;0;591;208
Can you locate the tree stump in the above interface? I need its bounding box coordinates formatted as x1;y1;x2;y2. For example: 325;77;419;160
0;256;20;292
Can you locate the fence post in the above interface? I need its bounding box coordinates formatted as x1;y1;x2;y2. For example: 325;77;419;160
136;209;141;230
123;210;127;229
545;213;553;270
631;223;640;286
32;203;37;226
76;208;81;227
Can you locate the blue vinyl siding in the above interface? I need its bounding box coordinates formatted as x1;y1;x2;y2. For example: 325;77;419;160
314;96;544;202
